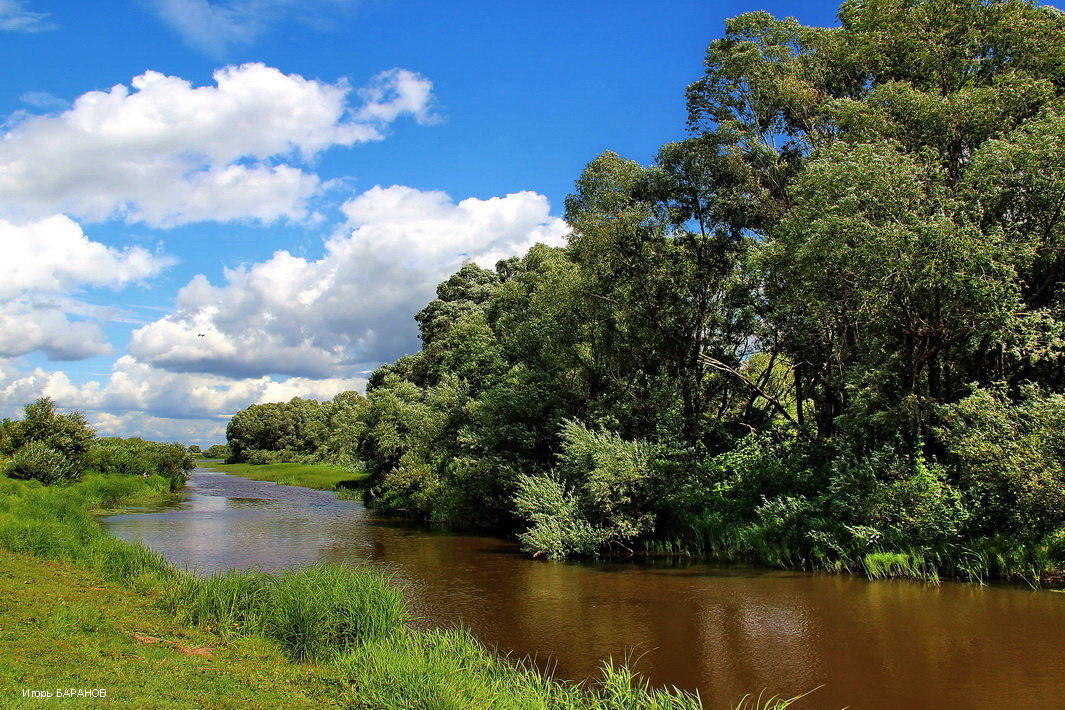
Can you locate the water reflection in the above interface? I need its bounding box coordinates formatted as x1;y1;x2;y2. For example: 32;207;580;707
101;469;1065;709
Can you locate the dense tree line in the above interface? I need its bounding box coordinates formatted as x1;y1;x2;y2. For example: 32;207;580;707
225;392;368;466
226;0;1065;578
0;398;193;490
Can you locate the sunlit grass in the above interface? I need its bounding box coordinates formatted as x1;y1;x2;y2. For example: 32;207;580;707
201;461;367;492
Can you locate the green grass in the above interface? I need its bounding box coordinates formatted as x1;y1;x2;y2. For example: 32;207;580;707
173;565;409;662
337;627;708;710
0;549;345;710
200;462;367;492
862;552;932;581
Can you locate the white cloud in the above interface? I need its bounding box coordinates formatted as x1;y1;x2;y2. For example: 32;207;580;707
0;215;167;300
150;0;362;57
92;411;228;446
129;186;569;378
0;301;111;360
358;69;439;126
0;215;172;361
0;63;436;227
0;0;54;32
0;355;367;443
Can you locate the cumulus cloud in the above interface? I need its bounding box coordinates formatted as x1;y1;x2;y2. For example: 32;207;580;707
0;0;54;32
0;216;171;361
0;63;436;227
150;0;362;57
129;186;569;378
0;301;111;360
0;215;167;299
0;355;367;443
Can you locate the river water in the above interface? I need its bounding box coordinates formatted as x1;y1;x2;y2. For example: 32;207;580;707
101;469;1065;709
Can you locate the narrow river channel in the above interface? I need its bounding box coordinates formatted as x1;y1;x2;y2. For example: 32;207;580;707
101;468;1065;709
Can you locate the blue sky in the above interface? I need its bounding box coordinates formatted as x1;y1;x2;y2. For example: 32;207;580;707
0;0;841;444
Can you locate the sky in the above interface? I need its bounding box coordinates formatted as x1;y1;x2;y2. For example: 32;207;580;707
0;0;844;445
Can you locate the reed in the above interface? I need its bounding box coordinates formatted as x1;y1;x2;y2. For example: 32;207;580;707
173;568;273;637
173;564;408;661
263;564;409;661
862;552;929;581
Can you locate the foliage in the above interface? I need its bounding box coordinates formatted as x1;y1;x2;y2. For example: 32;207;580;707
84;437;194;490
938;386;1065;538
203;444;231;459
219;0;1065;579
225;393;371;465
6;440;80;484
514;421;659;557
1;397;94;460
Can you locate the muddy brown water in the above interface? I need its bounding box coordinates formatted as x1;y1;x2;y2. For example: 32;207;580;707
101;469;1065;709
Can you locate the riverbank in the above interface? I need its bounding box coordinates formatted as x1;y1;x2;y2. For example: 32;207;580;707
0;549;345;710
199;461;366;492
1;473;801;710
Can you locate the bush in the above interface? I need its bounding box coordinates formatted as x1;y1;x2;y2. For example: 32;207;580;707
865;461;968;549
83;438;193;491
203;444;230;459
514;472;603;558
512;420;658;558
939;386;1065;538
6;441;80;485
246;449;282;465
1;397;94;459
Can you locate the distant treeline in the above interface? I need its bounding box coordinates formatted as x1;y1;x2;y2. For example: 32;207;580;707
225;0;1065;580
1;398;193;491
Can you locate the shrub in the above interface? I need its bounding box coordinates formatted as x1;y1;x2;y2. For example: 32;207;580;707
513;420;658;558
514;472;603;558
6;441;80;485
84;438;193;490
203;444;230;459
1;398;94;459
246;449;282;465
939;386;1065;538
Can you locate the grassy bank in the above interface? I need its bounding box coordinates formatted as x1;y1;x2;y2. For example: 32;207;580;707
0;473;806;709
200;462;366;492
0;550;345;710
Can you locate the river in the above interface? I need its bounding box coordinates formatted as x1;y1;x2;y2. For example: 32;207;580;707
100;468;1065;709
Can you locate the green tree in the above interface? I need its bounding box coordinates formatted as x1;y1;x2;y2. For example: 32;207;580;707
3;397;94;460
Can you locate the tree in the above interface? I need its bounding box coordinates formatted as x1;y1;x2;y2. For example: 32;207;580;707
3;397;94;459
686;0;1065;452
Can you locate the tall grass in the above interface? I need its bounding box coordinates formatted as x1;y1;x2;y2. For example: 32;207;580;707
173;565;409;661
648;507;1065;587
862;552;934;581
337;627;716;710
265;564;408;660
